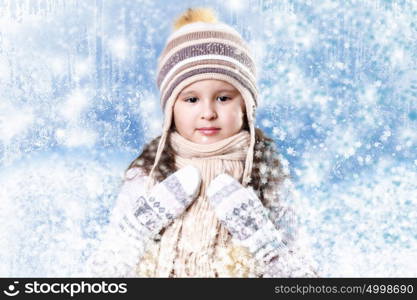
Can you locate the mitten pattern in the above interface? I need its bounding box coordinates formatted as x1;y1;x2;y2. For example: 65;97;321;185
133;166;200;235
207;174;277;250
210;181;269;241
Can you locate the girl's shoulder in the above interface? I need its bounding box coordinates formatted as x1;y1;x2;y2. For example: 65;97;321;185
124;166;148;181
120;167;150;195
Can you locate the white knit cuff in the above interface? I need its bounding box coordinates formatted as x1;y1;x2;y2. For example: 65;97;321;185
237;220;287;264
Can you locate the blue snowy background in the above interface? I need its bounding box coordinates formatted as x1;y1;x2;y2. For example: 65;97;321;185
0;0;416;277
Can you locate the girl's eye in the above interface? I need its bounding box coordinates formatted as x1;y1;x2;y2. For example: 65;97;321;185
185;97;198;103
217;96;231;102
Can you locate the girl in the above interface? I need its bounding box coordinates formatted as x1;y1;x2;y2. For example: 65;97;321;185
85;7;318;278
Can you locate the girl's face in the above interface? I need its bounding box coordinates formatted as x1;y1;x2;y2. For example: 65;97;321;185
173;79;246;144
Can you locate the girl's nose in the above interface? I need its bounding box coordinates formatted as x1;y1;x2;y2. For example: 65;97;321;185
201;101;217;120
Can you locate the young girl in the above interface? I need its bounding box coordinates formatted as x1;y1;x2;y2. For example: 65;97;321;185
85;7;318;278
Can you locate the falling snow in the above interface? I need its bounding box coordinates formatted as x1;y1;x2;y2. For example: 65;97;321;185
0;0;416;277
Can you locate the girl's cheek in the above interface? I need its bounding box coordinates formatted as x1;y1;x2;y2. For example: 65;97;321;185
231;109;243;120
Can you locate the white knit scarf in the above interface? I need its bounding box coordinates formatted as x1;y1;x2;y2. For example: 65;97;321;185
136;130;259;277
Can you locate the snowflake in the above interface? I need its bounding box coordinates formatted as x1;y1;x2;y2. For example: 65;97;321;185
287;147;296;156
271;168;280;177
259;163;268;175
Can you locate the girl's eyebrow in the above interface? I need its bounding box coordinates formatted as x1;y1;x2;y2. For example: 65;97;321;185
179;89;237;96
179;90;197;96
216;89;237;93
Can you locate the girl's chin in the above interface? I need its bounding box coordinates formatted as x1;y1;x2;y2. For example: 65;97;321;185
192;135;223;144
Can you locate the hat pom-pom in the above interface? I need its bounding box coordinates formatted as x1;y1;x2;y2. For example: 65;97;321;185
173;7;218;30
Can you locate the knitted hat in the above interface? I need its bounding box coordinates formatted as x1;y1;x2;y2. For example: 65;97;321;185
148;7;258;188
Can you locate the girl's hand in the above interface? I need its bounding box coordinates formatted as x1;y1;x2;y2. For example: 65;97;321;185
207;174;286;263
134;165;201;236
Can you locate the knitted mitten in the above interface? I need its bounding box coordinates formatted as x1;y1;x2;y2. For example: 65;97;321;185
134;165;202;236
207;174;286;264
85;165;201;277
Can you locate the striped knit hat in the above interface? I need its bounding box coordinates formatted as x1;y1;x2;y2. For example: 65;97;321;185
148;7;258;188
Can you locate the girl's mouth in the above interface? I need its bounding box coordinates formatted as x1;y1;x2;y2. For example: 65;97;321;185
197;127;220;136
